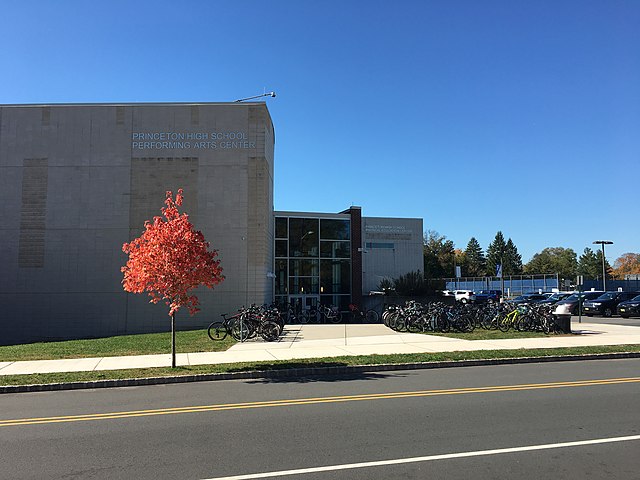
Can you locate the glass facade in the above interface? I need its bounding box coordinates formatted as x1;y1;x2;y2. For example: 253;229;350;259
274;216;351;313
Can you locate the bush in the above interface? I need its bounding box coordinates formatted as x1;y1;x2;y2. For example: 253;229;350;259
393;271;429;296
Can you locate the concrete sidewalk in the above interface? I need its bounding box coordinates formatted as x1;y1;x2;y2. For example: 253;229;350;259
1;321;640;377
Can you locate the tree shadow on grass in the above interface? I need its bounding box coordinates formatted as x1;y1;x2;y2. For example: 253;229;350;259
236;361;408;384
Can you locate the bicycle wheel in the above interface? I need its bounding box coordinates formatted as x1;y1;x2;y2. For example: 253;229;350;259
394;315;407;332
386;312;399;331
260;321;281;342
230;319;251;342
436;315;450;333
326;310;343;323
405;316;422;333
498;317;511;332
365;309;379;323
459;315;474;333
207;321;228;341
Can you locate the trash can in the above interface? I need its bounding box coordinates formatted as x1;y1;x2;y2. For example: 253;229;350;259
553;314;572;334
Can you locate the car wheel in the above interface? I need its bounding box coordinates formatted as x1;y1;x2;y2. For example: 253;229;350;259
461;298;467;304
603;307;613;318
487;299;494;304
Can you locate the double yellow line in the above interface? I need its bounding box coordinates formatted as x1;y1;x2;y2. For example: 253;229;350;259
1;377;639;428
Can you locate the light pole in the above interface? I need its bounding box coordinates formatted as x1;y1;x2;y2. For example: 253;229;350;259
592;240;613;291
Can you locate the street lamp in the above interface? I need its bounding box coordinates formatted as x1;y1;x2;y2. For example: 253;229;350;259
592;240;613;291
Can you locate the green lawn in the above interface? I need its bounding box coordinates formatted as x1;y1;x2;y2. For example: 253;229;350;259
1;345;639;387
0;329;234;362
425;329;567;340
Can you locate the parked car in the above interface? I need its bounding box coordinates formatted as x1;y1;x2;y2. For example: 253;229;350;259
509;293;549;305
617;295;640;318
583;291;640;317
537;292;572;306
553;291;605;315
453;290;476;303
474;290;502;304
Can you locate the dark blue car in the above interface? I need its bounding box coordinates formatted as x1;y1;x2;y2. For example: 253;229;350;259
617;294;640;318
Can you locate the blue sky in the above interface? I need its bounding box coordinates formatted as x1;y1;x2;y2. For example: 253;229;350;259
2;0;638;264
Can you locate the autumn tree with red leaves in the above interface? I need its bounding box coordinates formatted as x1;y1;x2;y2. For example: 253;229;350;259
122;189;224;367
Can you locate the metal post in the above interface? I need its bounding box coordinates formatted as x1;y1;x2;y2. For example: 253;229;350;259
593;241;613;291
602;244;607;291
171;312;176;368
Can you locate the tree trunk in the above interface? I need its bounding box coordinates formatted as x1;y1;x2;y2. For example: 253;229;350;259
171;312;176;368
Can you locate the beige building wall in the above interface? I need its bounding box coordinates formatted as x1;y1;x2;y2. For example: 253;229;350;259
0;102;274;344
361;217;424;294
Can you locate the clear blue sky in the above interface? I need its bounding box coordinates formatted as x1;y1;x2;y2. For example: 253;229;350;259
2;0;638;265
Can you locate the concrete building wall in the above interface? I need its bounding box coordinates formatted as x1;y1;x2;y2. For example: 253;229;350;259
361;217;424;293
0;102;274;345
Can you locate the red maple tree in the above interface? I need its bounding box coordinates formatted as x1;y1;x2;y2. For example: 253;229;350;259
121;189;224;366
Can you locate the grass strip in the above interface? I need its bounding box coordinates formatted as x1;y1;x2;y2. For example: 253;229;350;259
424;330;563;340
0;328;556;362
0;329;234;361
2;345;639;387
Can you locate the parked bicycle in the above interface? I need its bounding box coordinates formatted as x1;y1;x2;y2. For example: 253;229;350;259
349;304;380;323
382;301;561;335
208;304;283;342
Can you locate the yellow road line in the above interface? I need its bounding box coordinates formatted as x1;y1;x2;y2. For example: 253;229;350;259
1;377;638;428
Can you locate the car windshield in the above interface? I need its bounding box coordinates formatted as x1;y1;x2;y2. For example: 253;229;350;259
563;293;596;302
627;295;640;302
596;293;616;300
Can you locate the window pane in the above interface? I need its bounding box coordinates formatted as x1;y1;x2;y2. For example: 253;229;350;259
321;241;350;258
274;296;288;310
289;277;319;294
320;259;351;294
275;239;287;258
320;219;350;240
275;217;287;239
321;295;351;311
289;218;319;257
275;259;287;295
289;259;319;277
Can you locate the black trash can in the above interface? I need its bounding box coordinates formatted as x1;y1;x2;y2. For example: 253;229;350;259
553;314;572;334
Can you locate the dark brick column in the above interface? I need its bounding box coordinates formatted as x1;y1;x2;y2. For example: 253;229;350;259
348;207;362;308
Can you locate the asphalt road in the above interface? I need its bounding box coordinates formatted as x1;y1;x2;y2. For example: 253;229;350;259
575;314;640;327
1;359;639;480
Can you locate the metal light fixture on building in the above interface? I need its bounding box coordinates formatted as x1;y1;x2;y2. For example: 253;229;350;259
234;92;276;102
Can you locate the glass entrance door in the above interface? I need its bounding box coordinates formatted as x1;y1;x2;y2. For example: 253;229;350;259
288;295;320;320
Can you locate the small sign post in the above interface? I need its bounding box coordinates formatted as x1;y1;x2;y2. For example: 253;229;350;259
576;275;584;323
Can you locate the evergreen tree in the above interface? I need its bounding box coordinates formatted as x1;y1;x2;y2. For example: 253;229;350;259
486;231;507;276
577;247;601;278
464;237;486;277
578;247;612;280
504;238;523;275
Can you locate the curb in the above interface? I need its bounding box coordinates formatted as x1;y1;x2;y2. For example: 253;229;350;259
2;351;640;394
